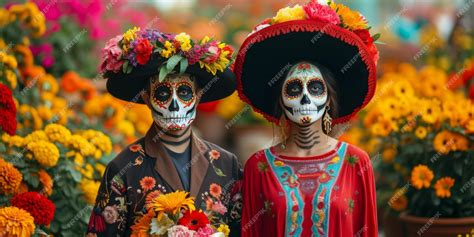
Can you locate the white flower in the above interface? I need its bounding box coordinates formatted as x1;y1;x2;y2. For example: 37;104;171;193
150;214;174;235
210;232;225;237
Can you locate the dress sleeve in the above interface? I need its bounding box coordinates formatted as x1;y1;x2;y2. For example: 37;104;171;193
87;161;128;236
353;150;378;237
228;154;243;237
241;153;264;237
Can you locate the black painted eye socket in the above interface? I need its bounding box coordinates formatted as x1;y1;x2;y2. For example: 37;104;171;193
154;85;171;102
285;80;303;97
308;80;325;96
177;84;193;101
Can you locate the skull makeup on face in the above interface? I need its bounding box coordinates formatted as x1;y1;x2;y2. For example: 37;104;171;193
149;74;197;130
281;62;328;125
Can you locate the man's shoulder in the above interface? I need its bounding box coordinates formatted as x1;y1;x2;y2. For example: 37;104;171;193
108;138;146;169
201;140;236;161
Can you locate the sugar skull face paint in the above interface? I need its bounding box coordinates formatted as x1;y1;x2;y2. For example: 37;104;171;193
281;62;328;125
149;74;197;130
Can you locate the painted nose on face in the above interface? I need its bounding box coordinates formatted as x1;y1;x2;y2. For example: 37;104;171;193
300;94;311;105
169;99;180;111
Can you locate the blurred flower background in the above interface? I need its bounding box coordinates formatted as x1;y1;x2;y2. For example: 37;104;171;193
0;0;473;236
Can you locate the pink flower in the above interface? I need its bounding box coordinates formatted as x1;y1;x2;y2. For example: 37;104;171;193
211;201;228;215
304;0;341;25
167;225;195;237
100;35;124;73
195;225;215;237
202;43;221;64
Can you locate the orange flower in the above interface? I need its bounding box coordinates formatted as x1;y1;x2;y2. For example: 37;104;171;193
0;157;23;195
209;150;220;160
209;183;222;199
389;195;408;211
145;190;161;210
38;169;53;196
130;210;154;237
434;177;455;198
13;45;33;67
60;71;81;93
20;65;45;85
410;165;434;189
129;144;142;152
139;176;156;192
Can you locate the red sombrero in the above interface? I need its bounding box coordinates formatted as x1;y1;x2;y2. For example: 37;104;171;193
235;0;379;125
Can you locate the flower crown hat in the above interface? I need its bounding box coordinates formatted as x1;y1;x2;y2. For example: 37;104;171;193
101;28;236;103
235;0;380;124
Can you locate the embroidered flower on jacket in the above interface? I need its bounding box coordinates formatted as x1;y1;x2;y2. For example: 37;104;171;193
209;150;221;160
129;144;142;152
209;183;222;199
140;176;156;192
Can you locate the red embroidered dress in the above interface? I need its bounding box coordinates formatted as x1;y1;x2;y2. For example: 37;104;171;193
242;141;378;237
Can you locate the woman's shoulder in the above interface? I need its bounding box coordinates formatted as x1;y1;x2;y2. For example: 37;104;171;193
244;149;269;168
343;141;371;164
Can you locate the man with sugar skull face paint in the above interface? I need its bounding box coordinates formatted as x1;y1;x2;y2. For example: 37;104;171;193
236;1;380;236
88;29;242;236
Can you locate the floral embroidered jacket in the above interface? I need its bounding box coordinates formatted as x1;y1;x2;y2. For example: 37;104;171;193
241;141;378;237
87;126;242;236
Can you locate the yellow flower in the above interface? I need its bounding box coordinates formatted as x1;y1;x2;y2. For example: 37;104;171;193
67;135;96;157
95;163;106;176
0;52;18;68
433;130;467;154
44;124;71;143
27;141;60;167
434;177;455;198
0;8;16;26
0;206;35;237
80;130;113;155
419;99;441;124
38;74;59;94
381;147;396;163
80;179;100;204
415;126;427;139
217;224;231;236
0;157;23;195
272;5;306;24
4;69;17;89
117;120;135;137
122;27;140;51
160;41;176;58
330;3;368;30
149;190;195;220
175;33;192;52
274;161;285;167
410;165;434;189
1;134;25;147
392;80;414;99
198;43;231;75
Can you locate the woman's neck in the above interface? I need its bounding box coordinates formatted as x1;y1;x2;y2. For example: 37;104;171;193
277;119;338;157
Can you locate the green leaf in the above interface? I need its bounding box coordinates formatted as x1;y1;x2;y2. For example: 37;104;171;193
372;33;381;41
454;159;463;176
179;58;188;74
166;54;183;71
122;61;129;74
0;143;5;153
214;167;226;177
158;66;169;82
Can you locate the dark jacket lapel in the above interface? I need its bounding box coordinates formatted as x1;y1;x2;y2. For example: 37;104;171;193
144;125;184;191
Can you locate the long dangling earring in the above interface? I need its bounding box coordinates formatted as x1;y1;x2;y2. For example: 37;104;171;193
280;116;287;149
323;105;332;134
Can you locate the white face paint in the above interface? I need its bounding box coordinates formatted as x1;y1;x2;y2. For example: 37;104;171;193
281;62;328;125
149;74;197;131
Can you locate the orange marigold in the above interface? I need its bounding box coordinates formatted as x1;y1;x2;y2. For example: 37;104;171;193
38;169;53;196
0;206;35;237
410;165;434;189
0;157;23;195
434;177;455;198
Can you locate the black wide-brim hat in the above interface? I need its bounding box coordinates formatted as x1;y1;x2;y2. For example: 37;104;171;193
235;20;377;125
105;55;236;104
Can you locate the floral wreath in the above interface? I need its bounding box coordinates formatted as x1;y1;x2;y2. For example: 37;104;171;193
251;0;380;62
100;28;234;81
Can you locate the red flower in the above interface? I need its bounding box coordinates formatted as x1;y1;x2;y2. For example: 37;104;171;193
10;191;55;225
469;84;474;101
178;210;209;231
0;83;17;135
353;29;374;45
134;38;153;65
208;150;221;160
304;0;341;25
209;183;222;199
139;176;156;192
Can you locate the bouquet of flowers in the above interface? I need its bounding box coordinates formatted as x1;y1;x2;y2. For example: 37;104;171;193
131;190;229;237
101;28;234;81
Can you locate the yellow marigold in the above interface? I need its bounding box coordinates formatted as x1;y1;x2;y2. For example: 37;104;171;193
95;163;106;176
160;41;176;58
27;141;60;167
4;69;17;89
122;27;140;51
415;126;428;139
175;33;192;52
217;224;230;237
44;124;71;144
80;130;112;155
1;134;25;147
81;164;94;179
0;52;18;68
67;135;96;157
149;190;195;220
0;8;16;26
80;179;100;204
117;120;135;137
434;177;455;198
36;106;53;121
38;169;53;196
38;74;59;94
0;206;35;237
0;158;23;195
410;165;434;189
23;130;48;144
272;5;306;24
330;3;368;30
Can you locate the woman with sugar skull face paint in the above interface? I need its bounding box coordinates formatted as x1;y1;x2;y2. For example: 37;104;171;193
87;28;243;236
236;1;380;236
